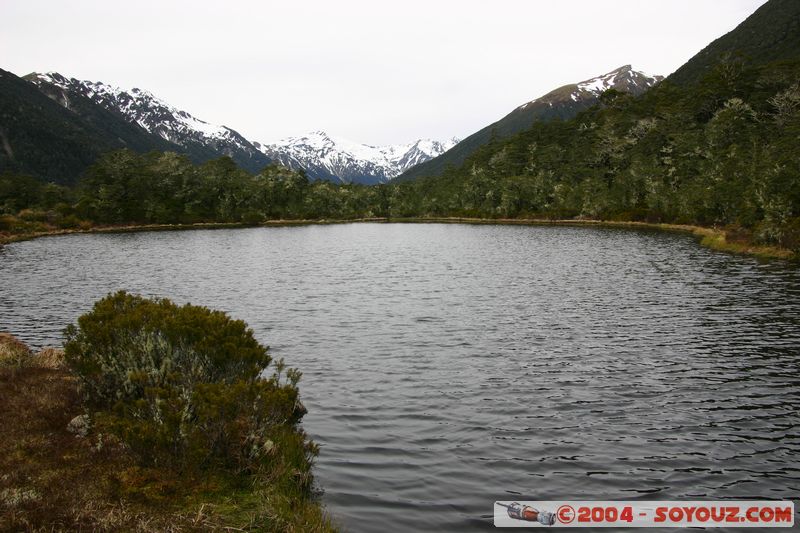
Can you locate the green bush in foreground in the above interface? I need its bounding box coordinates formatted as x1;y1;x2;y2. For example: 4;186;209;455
64;292;313;481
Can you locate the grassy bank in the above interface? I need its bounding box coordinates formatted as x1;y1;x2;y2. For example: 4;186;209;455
0;332;336;532
388;217;797;260
1;216;795;261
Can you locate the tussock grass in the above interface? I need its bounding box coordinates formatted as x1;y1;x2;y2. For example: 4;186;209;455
695;228;795;260
0;333;32;368
29;347;66;370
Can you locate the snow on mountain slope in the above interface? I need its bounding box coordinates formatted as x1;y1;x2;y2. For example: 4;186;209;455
518;65;663;110
256;131;459;185
27;72;456;184
27;72;271;173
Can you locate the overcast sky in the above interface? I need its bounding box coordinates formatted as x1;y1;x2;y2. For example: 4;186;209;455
2;0;768;146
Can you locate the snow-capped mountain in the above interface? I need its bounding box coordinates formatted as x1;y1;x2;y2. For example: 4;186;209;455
400;65;662;181
257;131;459;185
26;72;270;173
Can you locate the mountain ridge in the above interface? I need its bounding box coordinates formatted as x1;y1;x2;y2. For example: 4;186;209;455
26;73;271;174
257;131;459;185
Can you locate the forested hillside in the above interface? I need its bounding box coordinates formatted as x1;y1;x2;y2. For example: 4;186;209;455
398;66;661;181
669;0;800;85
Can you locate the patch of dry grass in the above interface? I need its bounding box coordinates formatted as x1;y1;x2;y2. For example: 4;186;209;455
29;347;65;370
0;362;127;530
0;333;31;367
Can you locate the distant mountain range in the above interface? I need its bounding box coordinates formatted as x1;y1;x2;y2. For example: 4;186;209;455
398;65;663;181
1;65;660;186
257;131;458;185
12;73;458;185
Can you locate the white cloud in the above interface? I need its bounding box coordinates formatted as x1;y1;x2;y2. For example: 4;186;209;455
0;0;769;145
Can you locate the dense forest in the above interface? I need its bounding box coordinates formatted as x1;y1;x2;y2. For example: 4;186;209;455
0;153;385;227
2;56;799;253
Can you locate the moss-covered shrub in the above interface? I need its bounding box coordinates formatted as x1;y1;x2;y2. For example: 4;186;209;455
64;292;312;475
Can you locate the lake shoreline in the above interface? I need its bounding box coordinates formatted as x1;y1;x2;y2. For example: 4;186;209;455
1;217;795;260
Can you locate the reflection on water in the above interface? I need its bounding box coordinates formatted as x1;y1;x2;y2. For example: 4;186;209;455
1;223;798;531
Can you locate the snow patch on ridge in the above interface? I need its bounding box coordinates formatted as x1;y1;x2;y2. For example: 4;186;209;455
31;72;234;143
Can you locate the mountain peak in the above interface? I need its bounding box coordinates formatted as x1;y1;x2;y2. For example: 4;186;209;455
2;67;179;184
573;65;662;98
611;64;633;73
517;65;663;110
27;72;228;138
306;130;331;139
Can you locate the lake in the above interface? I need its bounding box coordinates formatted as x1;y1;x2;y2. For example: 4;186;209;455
1;223;798;531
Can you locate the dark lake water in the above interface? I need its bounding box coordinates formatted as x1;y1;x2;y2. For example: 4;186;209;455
1;223;798;531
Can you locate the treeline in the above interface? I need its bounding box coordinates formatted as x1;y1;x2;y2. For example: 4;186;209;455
1;152;390;229
1;58;799;252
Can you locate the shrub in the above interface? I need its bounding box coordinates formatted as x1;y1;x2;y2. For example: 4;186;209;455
240;209;265;225
65;292;270;405
779;217;800;254
55;214;82;229
64;292;312;474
